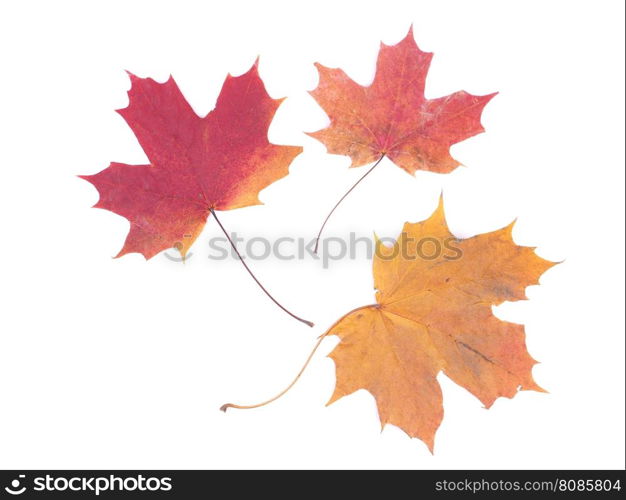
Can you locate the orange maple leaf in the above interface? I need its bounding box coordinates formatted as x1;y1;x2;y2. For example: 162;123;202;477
324;198;556;451
309;26;496;173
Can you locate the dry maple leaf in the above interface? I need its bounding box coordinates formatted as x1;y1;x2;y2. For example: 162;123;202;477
81;61;301;259
323;197;556;451
81;61;312;326
220;198;557;451
309;27;497;249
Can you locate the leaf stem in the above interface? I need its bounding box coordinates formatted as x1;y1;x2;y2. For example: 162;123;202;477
313;153;386;254
220;334;327;412
219;304;377;412
210;208;314;328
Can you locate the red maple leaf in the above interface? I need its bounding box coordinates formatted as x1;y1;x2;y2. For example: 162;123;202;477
81;61;301;260
309;27;497;248
81;61;312;326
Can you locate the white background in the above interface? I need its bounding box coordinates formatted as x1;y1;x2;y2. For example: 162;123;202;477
0;0;624;469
